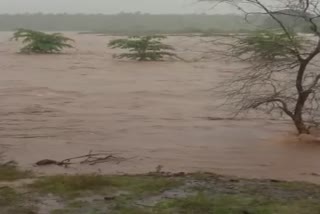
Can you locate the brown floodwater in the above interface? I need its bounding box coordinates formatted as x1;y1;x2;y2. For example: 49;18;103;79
0;32;319;183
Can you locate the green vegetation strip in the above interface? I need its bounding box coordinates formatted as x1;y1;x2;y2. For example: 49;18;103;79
1;173;320;213
28;175;182;198
0;164;33;181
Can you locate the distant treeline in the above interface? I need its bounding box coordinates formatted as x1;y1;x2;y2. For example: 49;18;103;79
0;13;265;34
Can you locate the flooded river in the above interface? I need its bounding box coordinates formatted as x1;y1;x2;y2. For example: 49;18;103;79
0;32;319;183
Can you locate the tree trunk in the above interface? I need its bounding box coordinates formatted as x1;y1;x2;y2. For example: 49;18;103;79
293;115;310;134
293;98;310;134
294;61;311;134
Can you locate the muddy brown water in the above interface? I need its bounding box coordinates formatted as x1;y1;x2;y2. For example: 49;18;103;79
0;32;319;183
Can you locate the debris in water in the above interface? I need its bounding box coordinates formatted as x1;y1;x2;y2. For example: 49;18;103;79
34;151;133;167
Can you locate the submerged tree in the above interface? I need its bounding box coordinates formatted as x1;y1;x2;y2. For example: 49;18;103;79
108;35;176;61
12;29;73;54
203;0;320;134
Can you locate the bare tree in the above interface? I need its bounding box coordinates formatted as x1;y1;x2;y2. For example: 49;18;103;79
203;0;320;134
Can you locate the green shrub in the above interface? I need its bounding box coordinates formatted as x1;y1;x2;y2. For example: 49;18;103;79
108;35;176;61
12;28;73;54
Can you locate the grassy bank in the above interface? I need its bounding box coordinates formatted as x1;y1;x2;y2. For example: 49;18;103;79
1;166;320;214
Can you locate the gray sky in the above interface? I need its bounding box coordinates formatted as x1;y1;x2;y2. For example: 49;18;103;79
0;0;230;14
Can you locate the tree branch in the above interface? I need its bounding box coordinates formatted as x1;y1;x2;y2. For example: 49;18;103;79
250;98;294;118
308;73;320;90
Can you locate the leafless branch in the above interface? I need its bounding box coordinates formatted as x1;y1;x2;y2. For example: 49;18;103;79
35;151;134;167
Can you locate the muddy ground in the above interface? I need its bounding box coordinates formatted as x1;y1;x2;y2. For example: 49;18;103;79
0;32;320;184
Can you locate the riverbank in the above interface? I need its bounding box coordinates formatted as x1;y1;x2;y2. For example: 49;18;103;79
1;164;320;214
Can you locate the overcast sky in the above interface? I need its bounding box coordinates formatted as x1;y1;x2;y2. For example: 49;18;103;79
0;0;234;14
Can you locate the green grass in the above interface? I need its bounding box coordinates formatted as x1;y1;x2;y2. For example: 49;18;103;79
0;187;19;206
153;194;320;214
0;164;33;181
112;206;153;214
84;193;320;214
28;174;182;198
51;209;78;214
110;175;182;195
9;173;320;214
51;209;73;214
67;200;91;208
0;186;37;214
274;180;319;191
5;207;37;214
